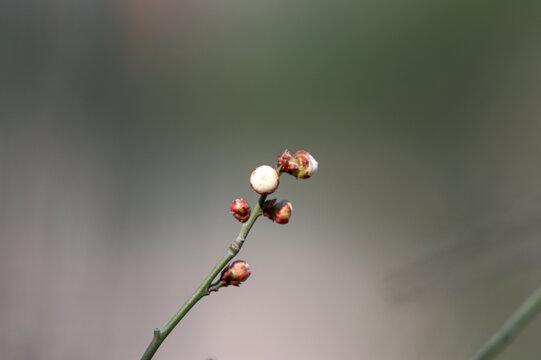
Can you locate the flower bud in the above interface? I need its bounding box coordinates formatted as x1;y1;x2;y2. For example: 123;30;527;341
250;165;279;195
230;198;251;223
277;150;318;179
274;201;293;224
262;199;293;224
221;260;251;286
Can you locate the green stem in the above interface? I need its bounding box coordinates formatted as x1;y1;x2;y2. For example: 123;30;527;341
205;280;226;294
140;195;267;360
468;284;541;360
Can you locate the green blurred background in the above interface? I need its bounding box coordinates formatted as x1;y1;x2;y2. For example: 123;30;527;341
1;0;541;359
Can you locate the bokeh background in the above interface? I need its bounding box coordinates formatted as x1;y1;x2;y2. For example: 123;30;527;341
1;0;541;359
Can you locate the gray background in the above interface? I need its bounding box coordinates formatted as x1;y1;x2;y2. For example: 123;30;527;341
1;0;541;359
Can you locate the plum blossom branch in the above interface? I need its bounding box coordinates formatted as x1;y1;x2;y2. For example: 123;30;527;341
140;150;318;360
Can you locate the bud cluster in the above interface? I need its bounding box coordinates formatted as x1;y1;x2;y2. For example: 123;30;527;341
220;260;251;286
229;150;317;226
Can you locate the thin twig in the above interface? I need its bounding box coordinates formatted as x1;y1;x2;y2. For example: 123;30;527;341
140;195;267;360
468;284;541;360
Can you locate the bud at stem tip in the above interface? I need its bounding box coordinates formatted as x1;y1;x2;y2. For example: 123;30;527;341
277;150;318;179
250;165;279;195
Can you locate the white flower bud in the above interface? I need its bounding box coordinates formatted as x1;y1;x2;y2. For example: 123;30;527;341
250;165;279;195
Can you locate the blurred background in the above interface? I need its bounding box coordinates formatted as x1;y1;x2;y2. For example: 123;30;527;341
1;0;541;359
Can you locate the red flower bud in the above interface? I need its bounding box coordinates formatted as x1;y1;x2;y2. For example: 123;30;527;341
277;150;318;179
277;150;294;172
230;198;251;223
274;201;292;224
221;260;251;286
262;199;293;224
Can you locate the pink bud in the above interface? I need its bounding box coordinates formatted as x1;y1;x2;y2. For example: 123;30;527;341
221;260;251;286
230;198;251;223
277;150;318;179
262;199;293;224
274;201;293;224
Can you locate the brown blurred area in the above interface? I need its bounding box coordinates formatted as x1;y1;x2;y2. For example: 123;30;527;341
1;1;541;359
